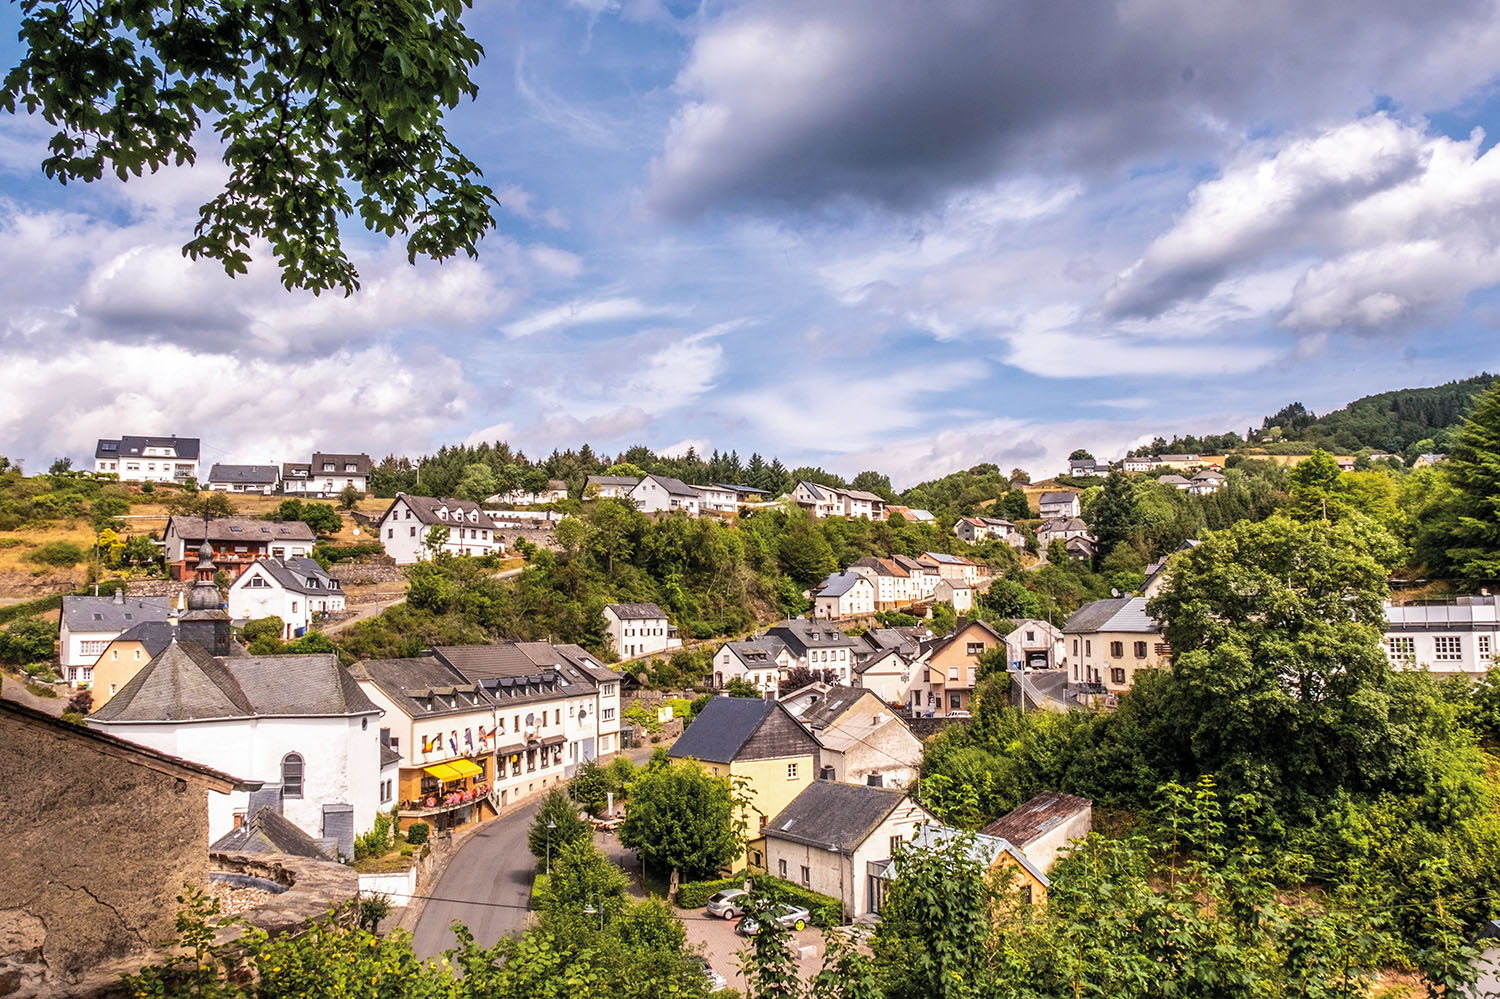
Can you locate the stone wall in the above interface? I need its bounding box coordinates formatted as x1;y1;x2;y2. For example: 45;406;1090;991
0;712;212;996
906;715;967;740
328;562;404;585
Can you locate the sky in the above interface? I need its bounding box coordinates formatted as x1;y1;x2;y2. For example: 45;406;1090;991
4;0;1500;487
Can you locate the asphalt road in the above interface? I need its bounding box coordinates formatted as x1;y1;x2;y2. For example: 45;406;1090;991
411;797;543;958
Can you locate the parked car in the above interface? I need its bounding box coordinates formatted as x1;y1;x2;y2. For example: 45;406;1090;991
706;888;749;919
698;957;727;990
736;903;812;936
947;710;971;718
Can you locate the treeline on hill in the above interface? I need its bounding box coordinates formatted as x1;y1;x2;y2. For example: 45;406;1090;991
1133;372;1497;461
333;498;1022;665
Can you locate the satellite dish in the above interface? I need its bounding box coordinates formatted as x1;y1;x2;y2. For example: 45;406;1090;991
1110;588;1120;597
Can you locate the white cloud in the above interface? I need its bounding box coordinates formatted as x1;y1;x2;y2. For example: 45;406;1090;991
657;437;710;459
503;296;688;338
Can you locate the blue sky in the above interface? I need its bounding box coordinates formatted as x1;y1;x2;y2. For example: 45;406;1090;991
4;0;1500;486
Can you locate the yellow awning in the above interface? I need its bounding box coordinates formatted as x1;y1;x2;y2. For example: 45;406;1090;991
447;759;484;778
424;763;464;781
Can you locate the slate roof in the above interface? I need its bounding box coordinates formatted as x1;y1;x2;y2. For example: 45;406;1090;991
850;557;908;578
211;806;333;859
311;452;372;475
109;620;177;659
920;551;973;566
1039;491;1077;503
781;683;869;729
890;554;933;574
166;516;316;544
838;488;887;504
720;637;789;669
606;602;669;620
639;474;698;498
908;823;1049;887
242;556;341;596
979;791;1092;846
351;656;495;719
95;435;200;460
1062;596;1159;634
816;571;869;598
765;782;912;853
380;744;402;768
62;593;171;633
668;696;776;764
91;644;379;722
206;464;279;485
765;619;860;657
586;475;640;488
922;619;1003;658
384;493;495;529
1158;474;1192;486
862;627;926;658
796;481;829;501
429;643;615;702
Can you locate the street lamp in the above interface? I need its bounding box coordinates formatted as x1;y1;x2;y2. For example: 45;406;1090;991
546;818;557;873
582;897;604;931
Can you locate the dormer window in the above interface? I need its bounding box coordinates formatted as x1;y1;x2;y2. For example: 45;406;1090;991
322;463;335;472
344;464;357;472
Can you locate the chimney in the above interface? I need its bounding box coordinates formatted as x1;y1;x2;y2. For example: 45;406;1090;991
112;588;124;605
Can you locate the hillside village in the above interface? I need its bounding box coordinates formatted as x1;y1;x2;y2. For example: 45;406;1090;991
4;377;1500;996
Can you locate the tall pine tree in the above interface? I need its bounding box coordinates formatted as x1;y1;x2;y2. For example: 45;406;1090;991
1436;381;1500;577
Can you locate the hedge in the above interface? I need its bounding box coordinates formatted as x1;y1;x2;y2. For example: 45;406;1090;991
0;594;63;627
313;542;386;563
677;873;842;926
678;876;745;909
530;873;549;910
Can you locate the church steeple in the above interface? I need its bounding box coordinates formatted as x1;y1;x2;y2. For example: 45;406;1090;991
178;517;231;655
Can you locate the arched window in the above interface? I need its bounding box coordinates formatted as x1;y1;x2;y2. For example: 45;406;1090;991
281;753;304;798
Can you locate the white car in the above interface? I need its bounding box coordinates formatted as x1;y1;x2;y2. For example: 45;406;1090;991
697;956;727;990
736;903;811;936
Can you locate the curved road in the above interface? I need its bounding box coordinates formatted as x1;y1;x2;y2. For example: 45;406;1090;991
411;797;543;958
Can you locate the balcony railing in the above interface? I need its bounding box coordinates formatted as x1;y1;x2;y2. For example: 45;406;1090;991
398;782;491;818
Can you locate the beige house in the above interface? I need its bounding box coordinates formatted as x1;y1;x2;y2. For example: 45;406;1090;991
1003;619;1065;671
780;683;922;788
848;556;918;610
916;619;1004;715
979;791;1093;875
90;621;176;708
763;783;933;917
1062;596;1170;696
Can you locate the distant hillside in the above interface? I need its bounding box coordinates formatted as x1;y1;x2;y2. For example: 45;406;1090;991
1135;374;1497;461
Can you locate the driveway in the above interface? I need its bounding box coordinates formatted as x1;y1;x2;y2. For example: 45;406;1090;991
683;905;826;992
410;797;542;958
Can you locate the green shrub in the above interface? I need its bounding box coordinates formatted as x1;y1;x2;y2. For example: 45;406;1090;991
25;541;85;566
313;542;385;563
677;876;744;909
0;595;62;626
750;874;843;927
0;538;23;548
530;873;549;909
405;822;429;845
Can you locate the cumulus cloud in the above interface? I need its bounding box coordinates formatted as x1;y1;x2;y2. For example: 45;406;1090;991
649;0;1500;218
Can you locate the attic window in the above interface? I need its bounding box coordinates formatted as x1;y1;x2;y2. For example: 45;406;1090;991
123;613;133;620
228;525;242;533
93;613;103;621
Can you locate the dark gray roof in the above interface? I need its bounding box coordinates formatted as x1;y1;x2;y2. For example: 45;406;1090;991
782;683;869;729
431;643;614;701
282;462;312;477
816;572;868;598
241;556;341;596
765;619;860;658
211;806;333;859
110;620;177;659
166;516;316;544
606;603;669;620
586;475;640;488
979;791;1092;845
1039;491;1077;503
382;493;495;529
380;744;402;768
92;644;377;722
62;594;171;632
351;656;495;719
765;782;911;853
206;464;279;485
1062;596;1159;634
862;627;925;658
797;481;828;500
640;474;698;498
310;452;372;475
850;556;906;577
669;696;775;764
95;435;200;460
721;637;788;668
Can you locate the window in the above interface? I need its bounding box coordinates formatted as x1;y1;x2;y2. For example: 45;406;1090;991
800;865;811;887
1481;635;1493;658
1434;635;1463;661
966;642;984;656
281;753;304;798
1025;631;1036;642
1020;885;1033;905
555;709;561;725
1386;636;1415;662
380;779;392;803
1109;641;1124;658
867;773;884;787
1084;640;1092;656
602;683;615;697
779;859;788;878
1111;668;1126;685
80;640;108;656
409;526;416;537
1134;641;1147;658
602;708;615;721
787;762;799;780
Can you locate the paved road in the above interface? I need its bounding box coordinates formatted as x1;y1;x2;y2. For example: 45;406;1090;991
411;797;543;958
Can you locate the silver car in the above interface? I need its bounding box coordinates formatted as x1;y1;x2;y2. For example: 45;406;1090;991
735;903;811;936
705;888;748;919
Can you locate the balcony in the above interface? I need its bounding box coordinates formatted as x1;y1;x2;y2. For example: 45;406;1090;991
398;782;491;818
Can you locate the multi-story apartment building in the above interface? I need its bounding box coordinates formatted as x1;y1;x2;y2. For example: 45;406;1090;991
1062;597;1170;696
1383;596;1500;677
93;435;200;482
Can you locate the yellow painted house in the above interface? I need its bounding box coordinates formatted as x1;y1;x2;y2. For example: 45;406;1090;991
668;696;820;873
90;621;178;709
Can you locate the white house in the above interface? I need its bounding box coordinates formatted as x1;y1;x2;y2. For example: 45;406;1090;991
228;557;346;640
933;578;974;613
280;453;371;497
953;516;1020;545
490;480;569;505
1186;470;1225;495
765;619;861;684
1068;458;1109;477
630;474;701;516
602;603;680;659
206;464;280;494
1383;596;1500;677
1004;619;1066;671
779;683;922;788
93;435;200;482
377;493;501;564
1037;491;1081;520
813;571;876;620
58;591;172;686
1121;457;1155;473
692;483;740;515
789;481;841;518
848;557;918;610
88;642;384;852
763;783;934;917
712;638;792;694
584;475;640;499
853;647;921;706
890;554;942;600
1037;517;1092;550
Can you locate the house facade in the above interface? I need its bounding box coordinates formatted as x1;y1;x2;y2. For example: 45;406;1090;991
979;791;1093;874
693;483;740;515
163;515;317;580
281;452;372;496
228;556;346;639
669;696;820;872
848;557;918;609
765;619;862;684
603;602;680;659
91;620;176;707
58;591;172;685
377;493;501;563
780;683;922;788
88;642;384;852
853;648;921;707
630;474;702;516
585;475;640;499
206;463;280;493
1063;596;1170;695
712;637;793;694
1037;491;1081;520
1382;596;1500;677
919;551;986;587
1004;619;1066;671
813;571;877;620
93;435;200;482
763;783;933;918
916;619;1004;714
